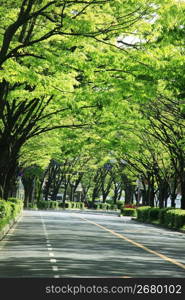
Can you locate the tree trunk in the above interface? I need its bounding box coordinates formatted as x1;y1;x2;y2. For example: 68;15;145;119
180;177;185;209
148;176;155;207
62;182;69;204
22;176;35;207
0;151;18;200
125;185;134;204
102;193;107;203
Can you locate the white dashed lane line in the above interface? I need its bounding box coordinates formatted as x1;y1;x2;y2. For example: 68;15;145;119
40;212;60;278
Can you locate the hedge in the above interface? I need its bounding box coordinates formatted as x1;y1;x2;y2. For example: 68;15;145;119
136;206;151;222
173;210;185;229
148;207;161;221
120;208;136;217
62;201;85;209
37;200;59;210
0;200;11;220
0;198;23;231
36;201;85;210
136;206;185;230
93;203;117;210
28;203;38;210
164;209;185;229
8;198;24;217
158;208;172;225
116;201;124;209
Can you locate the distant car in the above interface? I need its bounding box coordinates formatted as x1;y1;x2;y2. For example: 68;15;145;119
94;200;102;203
56;194;63;201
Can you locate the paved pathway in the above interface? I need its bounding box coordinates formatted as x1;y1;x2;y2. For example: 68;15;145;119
0;210;185;278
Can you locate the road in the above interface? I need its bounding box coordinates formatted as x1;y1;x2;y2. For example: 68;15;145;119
0;209;185;278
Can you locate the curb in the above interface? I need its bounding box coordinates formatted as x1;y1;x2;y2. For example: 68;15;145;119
0;212;23;241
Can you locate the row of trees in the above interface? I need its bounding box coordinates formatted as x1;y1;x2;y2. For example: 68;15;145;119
0;0;185;208
0;0;149;198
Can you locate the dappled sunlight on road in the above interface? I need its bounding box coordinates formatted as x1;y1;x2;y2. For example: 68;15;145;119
0;210;184;278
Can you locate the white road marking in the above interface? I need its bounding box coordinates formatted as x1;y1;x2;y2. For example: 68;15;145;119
40;213;49;239
39;212;60;276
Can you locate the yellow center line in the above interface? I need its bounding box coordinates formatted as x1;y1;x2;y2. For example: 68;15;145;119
74;214;185;271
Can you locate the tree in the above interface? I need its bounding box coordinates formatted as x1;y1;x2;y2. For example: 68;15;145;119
0;0;142;198
22;165;42;207
2;0;184;212
0;0;165;199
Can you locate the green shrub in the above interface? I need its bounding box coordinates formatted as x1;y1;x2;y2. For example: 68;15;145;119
74;202;79;208
116;201;124;209
58;201;85;209
94;203;101;210
76;202;79;209
106;199;114;205
136;206;151;221
106;203;111;210
148;207;161;221
37;201;50;209
65;201;71;209
37;200;59;210
28;203;38;210
8;198;23;216
101;203;108;210
110;204;118;210
93;203;97;209
9;202;19;217
49;201;59;209
159;208;172;225
8;197;23;205
71;202;75;208
163;209;185;229
164;209;176;228
135;206;185;230
78;202;85;209
0;200;10;219
3;201;11;218
93;203;110;210
58;202;65;208
57;201;85;209
174;210;185;229
0;198;23;231
120;208;136;217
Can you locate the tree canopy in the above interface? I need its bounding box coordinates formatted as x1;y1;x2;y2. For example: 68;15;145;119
0;0;185;209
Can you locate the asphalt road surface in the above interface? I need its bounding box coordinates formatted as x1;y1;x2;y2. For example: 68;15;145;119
0;210;185;278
